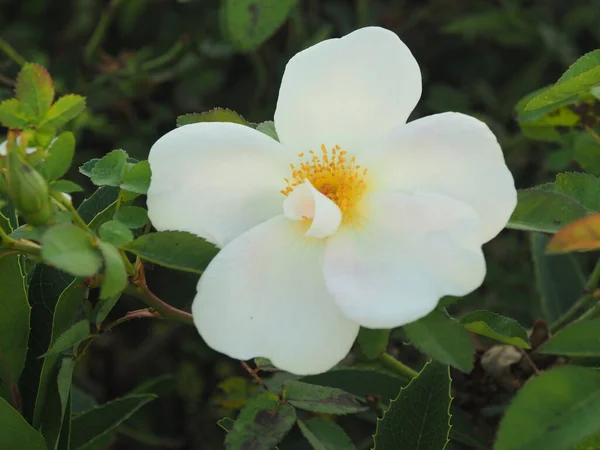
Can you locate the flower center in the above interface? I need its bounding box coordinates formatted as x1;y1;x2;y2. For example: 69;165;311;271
281;144;368;224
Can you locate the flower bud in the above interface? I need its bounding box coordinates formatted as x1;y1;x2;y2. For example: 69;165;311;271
7;151;54;225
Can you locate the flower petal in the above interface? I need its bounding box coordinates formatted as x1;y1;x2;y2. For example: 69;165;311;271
192;215;359;375
364;112;517;243
283;180;342;238
147;122;291;247
274;26;421;155
323;191;485;329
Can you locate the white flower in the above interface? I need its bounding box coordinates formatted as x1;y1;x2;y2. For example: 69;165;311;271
0;138;37;156
147;27;517;375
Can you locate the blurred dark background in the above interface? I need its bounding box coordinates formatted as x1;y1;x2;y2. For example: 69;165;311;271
2;0;600;448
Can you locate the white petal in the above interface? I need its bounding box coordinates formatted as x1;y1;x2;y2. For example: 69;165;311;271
364;112;517;243
274;27;421;155
193;216;359;375
147;122;291;247
323;191;486;329
0;139;36;156
283;180;342;238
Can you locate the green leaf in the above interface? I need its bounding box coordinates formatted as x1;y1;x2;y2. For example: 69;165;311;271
526;50;600;112
356;328;390;359
70;394;156;450
256;120;278;140
225;0;297;51
0;98;30;128
537;319;600;357
98;242;128;299
50;179;84;193
45;320;90;356
113;206;148;229
574;133;600;176
79;158;100;177
225;391;296;450
98;220;134;247
44;131;75;181
120;160;151;194
0;254;30;402
41;94;86;129
41;224;102;277
92;295;121;327
404;310;475;373
373;361;452;450
124;231;218;274
298;417;355;450
554;172;600;212
176;107;248;127
90;149;129;187
459;310;530;348
0;397;46;450
217;417;235;432
283;380;367;415
77;186;120;227
16;63;54;119
507;188;591;233
530;232;585;323
495;366;600;450
41;356;74;449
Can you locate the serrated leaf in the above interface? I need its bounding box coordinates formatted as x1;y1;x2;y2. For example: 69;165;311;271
225;391;296;450
16;63;54;120
176;108;248;127
98;220;134;247
459;311;530;348
77;186;120;227
356;328;390;359
124;231;218;274
495;366;600;450
554;172;600;212
44;131;75;181
298;417;355;450
0;254;30;403
531;232;585;322
256;121;278;140
41;224;102;277
547;213;600;253
283;380;367;415
507;188;591;233
41;94;86;129
225;0;297;51
526;50;600;112
0;397;46;450
90;149;129;187
50;180;83;193
44;320;90;356
537;319;600;357
70;394;156;450
79;158;100;177
97;242;128;299
404;310;474;373
0;98;30;128
113;206;148;229
120;160;151;194
373;361;452;450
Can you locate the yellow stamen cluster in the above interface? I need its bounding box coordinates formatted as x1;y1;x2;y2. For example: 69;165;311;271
282;144;368;223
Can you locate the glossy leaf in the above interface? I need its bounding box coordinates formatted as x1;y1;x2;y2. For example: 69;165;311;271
41;94;86;129
507;188;591;233
70;394;156;450
547;214;600;253
120;160;151;194
41;224;103;277
298;417;355;450
537;319;600;357
283;380;367;415
90;149;129;187
44;131;75;181
404;310;475;373
495;366;600;450
531;232;585;322
459;310;530;348
0;397;46;450
225;391;296;450
373;361;452;450
124;231;218;274
113;206;148;229
176;108;248;127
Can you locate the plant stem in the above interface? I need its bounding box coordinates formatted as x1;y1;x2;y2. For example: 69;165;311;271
550;258;600;333
378;352;418;379
585;126;600;145
0;38;27;66
0;226;41;256
357;0;369;27
51;192;92;232
84;0;123;62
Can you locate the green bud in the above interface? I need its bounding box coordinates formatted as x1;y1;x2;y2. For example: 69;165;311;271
7;151;53;225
